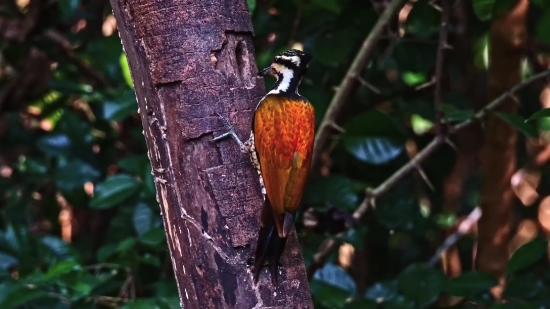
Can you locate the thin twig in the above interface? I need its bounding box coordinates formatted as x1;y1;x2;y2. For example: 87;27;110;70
307;69;550;280
288;0;303;47
311;0;409;172
434;0;450;135
427;207;482;266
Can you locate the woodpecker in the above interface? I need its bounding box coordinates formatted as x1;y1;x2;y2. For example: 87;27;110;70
213;49;315;285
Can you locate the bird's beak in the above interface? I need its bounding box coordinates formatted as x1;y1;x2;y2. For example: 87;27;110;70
258;66;275;77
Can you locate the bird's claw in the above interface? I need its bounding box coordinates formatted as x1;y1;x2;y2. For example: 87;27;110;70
213;112;243;147
216;112;234;132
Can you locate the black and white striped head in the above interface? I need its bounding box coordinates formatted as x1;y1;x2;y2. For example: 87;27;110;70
258;49;312;94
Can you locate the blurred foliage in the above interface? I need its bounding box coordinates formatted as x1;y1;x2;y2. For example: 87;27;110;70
1;0;550;308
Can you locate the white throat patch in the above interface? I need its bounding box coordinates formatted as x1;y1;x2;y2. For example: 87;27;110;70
268;67;295;95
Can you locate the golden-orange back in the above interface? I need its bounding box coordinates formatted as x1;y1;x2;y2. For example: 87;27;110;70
253;94;315;219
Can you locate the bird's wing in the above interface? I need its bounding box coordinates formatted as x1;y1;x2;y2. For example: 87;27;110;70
253;94;315;236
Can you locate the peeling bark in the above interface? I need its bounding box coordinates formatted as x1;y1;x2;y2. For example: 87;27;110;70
109;1;313;308
476;0;528;298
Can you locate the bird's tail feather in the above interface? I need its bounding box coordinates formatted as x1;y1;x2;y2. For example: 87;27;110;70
253;198;287;286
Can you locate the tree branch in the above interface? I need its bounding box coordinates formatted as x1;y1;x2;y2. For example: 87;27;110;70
307;69;550;280
434;0;450;135
427;206;482;266
311;0;409;172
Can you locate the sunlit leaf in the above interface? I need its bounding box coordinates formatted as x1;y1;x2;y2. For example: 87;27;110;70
506;238;548;275
411;114;433;135
119;53;134;89
402;71;427;86
90;174;141;209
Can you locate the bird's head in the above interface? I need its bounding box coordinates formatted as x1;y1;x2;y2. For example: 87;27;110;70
258;49;312;93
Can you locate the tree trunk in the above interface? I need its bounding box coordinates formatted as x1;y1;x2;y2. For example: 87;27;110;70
476;0;528;299
109;1;313;308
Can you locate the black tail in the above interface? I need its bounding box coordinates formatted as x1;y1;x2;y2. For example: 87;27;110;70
253;198;287;286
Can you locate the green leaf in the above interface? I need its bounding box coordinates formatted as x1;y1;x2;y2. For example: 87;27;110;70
530;0;550;8
0;253;17;270
494;112;538;138
342;110;405;165
536;6;550;45
375;196;423;231
119;53;134;89
117;237;137;252
384;296;416;309
137;253;161;267
343;137;404;165
97;244;117;262
305;175;359;211
443;271;497;297
473;0;516;21
411;114;433;135
122;298;160;309
36;133;71;156
402;72;427;86
503;273;547;299
247;0;256;14
0;285;48;309
310;279;350;309
440;104;474;122
404;0;440;38
526;108;550;122
139;228;166;247
397;264;446;308
133;202;153;236
102;99;137;121
44;261;80;279
312;263;356;294
41;236;73;259
506;238;548;275
345;299;377;309
364;280;399;302
90;174;141;209
311;0;341;14
117;155;150;176
54;159;101;192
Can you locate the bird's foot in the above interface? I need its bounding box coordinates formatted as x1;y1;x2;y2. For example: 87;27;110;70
213;112;244;147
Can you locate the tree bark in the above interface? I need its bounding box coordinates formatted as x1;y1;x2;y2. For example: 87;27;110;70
476;0;528;299
109;1;313;308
